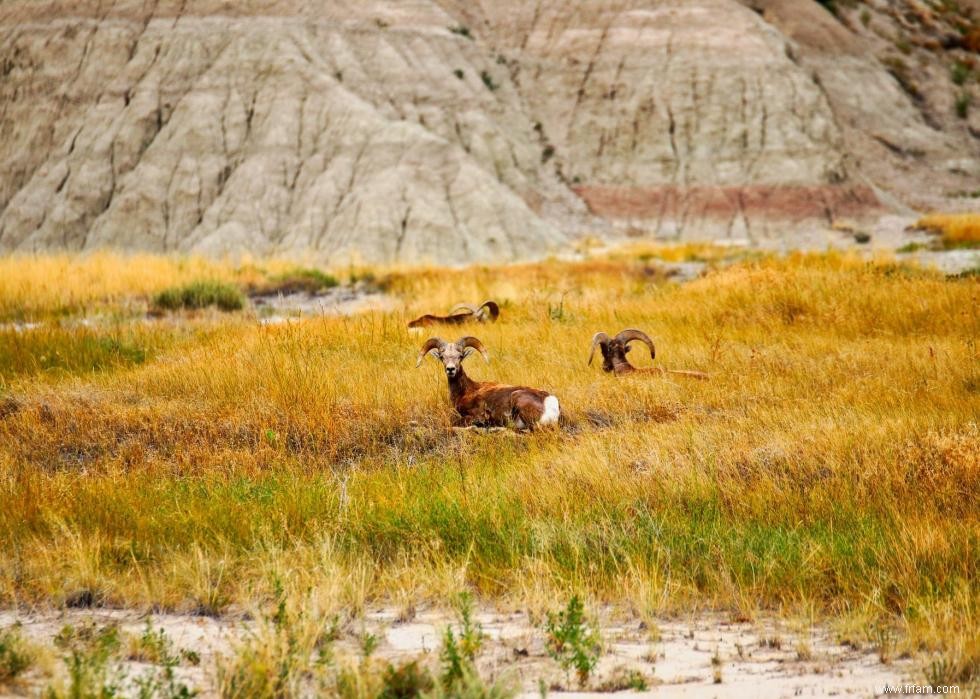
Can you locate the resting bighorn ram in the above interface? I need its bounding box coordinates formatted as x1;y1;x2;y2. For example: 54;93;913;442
408;301;500;329
417;336;560;430
589;329;709;379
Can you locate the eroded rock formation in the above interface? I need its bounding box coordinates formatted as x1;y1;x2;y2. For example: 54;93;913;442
1;0;977;262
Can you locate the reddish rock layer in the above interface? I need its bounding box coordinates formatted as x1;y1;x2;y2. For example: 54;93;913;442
574;185;883;223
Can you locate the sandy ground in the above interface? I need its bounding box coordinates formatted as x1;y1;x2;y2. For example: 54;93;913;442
250;285;397;324
0;606;916;698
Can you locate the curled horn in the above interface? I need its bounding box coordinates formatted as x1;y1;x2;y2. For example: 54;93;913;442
477;301;500;322
588;332;611;366
416;338;445;367
456;336;490;363
448;303;478;316
615;329;655;360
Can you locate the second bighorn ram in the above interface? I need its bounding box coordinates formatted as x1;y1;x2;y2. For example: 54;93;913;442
408;301;500;328
589;329;709;379
417;336;560;430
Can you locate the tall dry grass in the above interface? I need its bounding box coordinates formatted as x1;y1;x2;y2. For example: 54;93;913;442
916;212;980;248
0;252;306;321
0;251;977;680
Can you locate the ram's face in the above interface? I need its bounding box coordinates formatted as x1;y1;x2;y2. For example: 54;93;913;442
437;343;465;378
418;336;486;376
603;339;629;366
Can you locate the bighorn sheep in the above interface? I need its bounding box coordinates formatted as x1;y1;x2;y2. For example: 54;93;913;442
408;301;499;329
417;336;560;430
589;329;709;379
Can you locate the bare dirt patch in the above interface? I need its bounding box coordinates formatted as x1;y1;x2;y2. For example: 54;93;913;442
0;607;915;697
250;284;396;325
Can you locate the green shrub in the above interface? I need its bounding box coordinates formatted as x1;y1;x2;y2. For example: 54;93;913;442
454;592;484;662
544;596;601;687
127;620;199;668
955;91;971;119
951;61;971;86
428;665;515;698
216;581;335;699
263;268;339;296
131;624;198;699
154;281;244;312
437;592;493;694
48;622;123;699
480;70;498;91
596;666;649;691
448;25;472;39
897;242;927;253
0;626;34;685
378;660;434;698
439;626;467;690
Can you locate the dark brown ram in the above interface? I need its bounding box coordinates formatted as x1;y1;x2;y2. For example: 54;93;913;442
589;329;709;379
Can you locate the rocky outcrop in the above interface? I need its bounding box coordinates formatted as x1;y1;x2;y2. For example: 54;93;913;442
0;0;977;262
0;1;580;264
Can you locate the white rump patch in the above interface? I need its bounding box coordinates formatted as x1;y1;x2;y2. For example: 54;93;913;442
539;395;560;425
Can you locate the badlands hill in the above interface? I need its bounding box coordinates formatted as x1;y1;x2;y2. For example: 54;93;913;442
1;0;978;264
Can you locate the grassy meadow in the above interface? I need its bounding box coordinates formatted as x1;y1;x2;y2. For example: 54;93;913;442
0;249;977;691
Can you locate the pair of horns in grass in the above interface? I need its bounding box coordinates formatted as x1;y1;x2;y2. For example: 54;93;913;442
415;336;489;366
588;329;655;364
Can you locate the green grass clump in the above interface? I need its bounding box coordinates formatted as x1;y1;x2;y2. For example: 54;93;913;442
0;626;35;686
896;242;927;253
154;280;244;312
216;583;332;698
48;622;122;699
951;61;972;86
955;92;972;119
0;327;156;380
439;592;486;693
378;660;434;698
260;268;340;296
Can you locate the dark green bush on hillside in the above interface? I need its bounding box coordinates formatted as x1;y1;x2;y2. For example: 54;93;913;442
154;280;244;312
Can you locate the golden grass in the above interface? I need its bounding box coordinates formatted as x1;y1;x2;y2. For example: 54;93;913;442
916;212;980;248
0;252;305;321
0;250;977;683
